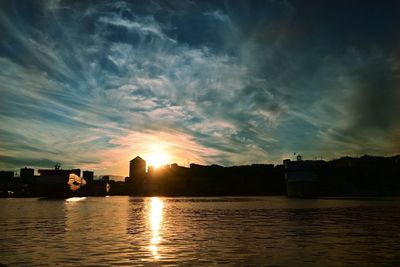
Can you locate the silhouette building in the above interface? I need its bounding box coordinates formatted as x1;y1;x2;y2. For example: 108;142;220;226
38;168;81;177
0;171;14;185
83;171;94;182
20;167;35;185
20;167;34;178
129;156;146;179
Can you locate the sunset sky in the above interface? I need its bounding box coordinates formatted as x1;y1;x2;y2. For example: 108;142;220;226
1;0;399;176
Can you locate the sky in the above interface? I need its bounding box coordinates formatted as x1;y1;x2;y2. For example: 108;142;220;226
0;0;399;176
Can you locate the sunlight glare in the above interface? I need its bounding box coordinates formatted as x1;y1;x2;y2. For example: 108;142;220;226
148;197;164;259
65;197;87;202
146;152;170;169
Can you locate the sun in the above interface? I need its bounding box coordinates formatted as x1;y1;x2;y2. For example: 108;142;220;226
146;152;170;169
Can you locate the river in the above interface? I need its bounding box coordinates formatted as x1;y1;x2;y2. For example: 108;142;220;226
1;196;400;266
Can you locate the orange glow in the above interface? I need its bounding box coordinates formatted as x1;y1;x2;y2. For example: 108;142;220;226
145;148;170;169
85;131;216;176
148;197;164;259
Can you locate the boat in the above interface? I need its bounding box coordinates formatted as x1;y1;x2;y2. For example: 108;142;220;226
36;167;87;198
284;155;319;198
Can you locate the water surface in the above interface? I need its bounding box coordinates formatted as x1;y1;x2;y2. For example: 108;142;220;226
1;196;400;266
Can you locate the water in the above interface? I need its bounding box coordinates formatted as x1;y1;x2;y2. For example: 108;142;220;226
1;196;400;266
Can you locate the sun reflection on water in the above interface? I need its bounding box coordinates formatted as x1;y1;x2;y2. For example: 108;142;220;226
148;197;164;259
65;197;87;202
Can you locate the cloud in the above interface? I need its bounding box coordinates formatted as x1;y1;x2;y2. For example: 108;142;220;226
0;156;58;170
0;0;399;175
204;10;230;24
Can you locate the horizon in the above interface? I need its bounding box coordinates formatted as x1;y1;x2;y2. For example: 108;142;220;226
1;1;399;176
4;153;400;179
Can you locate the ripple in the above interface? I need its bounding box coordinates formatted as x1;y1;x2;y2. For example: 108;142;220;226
1;196;400;266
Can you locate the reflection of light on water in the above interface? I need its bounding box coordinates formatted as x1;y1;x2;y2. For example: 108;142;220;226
149;197;164;259
65;197;87;202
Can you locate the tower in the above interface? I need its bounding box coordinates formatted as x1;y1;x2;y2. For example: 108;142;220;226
129;156;146;179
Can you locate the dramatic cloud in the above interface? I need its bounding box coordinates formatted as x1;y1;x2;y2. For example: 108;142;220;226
1;0;399;175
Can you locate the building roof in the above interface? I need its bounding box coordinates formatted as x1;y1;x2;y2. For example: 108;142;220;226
130;156;146;163
38;169;80;176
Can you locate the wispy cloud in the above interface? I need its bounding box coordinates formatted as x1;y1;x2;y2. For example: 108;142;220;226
0;0;399;175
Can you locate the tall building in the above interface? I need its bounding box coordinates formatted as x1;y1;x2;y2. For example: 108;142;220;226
83;171;94;182
129;156;146;179
20;167;35;185
20;167;34;179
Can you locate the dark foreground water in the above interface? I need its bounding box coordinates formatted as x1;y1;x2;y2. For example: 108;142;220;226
1;196;400;266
